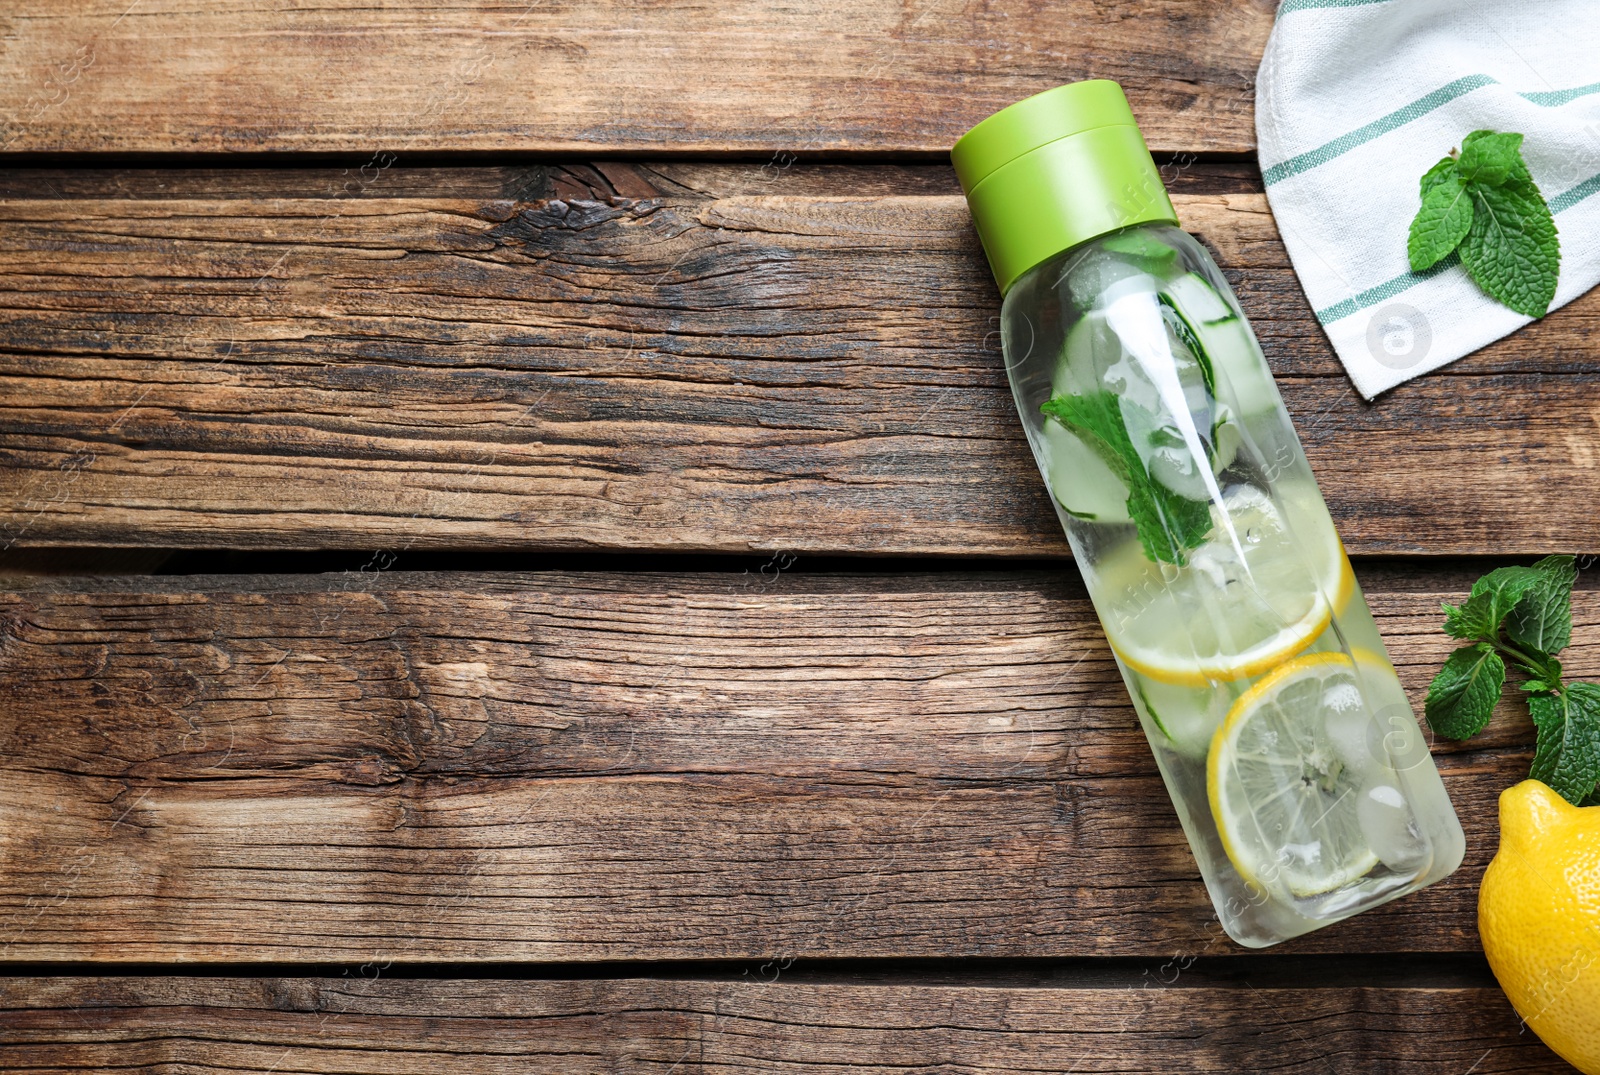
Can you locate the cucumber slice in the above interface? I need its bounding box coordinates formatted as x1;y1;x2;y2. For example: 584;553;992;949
1042;418;1131;523
1199;316;1282;419
1097;290;1218;501
1140;411;1242;500
1158;292;1216;399
1163;273;1281;419
1211;408;1244;474
1155;274;1279;484
1135;676;1241;761
1055;311;1120;397
1163;272;1237;325
1064;277;1209;409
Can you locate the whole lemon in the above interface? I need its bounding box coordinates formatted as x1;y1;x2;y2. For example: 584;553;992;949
1479;780;1600;1073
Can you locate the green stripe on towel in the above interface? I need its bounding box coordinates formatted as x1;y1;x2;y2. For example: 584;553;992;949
1277;0;1392;17
1523;81;1600;107
1262;75;1497;185
1312;254;1458;326
1550;171;1600;213
1263;78;1600;186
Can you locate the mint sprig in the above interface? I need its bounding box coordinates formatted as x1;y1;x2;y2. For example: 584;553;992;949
1424;555;1597;804
1407;130;1561;318
1041;391;1213;566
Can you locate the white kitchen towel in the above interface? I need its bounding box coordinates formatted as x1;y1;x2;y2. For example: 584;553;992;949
1256;0;1600;398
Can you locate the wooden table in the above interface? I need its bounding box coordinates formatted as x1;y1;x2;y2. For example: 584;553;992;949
0;0;1595;1070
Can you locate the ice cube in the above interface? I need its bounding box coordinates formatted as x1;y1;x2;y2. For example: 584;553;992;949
1358;780;1428;873
1325;694;1377;777
1324;682;1362;712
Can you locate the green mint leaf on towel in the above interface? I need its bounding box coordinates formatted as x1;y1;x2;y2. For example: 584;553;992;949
1418;156;1460;198
1040;391;1213;567
1456;130;1525;187
1424;555;1599;805
1406;130;1561;318
1460;180;1561;318
1407;173;1474;275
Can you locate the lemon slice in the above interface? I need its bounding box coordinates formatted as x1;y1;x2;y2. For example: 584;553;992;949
1207;651;1396;898
1089;482;1354;686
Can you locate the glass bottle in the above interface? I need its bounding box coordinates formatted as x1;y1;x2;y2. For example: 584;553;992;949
953;80;1465;947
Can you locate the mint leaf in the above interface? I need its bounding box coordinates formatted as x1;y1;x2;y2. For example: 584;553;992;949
1528;683;1600;806
1419;156;1459;197
1458;130;1525;187
1042;391;1213;566
1442;565;1543;641
1440;601;1488;641
1504;151;1536;193
1507;554;1578;656
1459;179;1560;318
1126;469;1213;566
1425;642;1506;739
1408;172;1475;271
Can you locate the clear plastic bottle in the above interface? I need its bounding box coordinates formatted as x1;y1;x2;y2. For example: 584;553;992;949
954;81;1464;947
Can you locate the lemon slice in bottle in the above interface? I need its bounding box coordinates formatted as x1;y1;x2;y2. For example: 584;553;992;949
1088;482;1354;686
1207;651;1396;898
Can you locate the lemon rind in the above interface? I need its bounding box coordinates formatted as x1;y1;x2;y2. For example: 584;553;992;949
1109;554;1355;688
1206;648;1393;898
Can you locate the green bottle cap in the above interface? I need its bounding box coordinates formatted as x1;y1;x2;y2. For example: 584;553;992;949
952;80;1178;295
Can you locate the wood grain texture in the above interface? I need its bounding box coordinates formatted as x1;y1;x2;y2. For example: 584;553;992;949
0;975;1571;1073
0;0;1271;155
1;571;1595;962
0;159;1268;202
1;177;1597;555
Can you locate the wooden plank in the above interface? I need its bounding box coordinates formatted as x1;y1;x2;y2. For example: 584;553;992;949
0;975;1571;1073
0;0;1271;155
1;181;1596;555
1;572;1594;962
